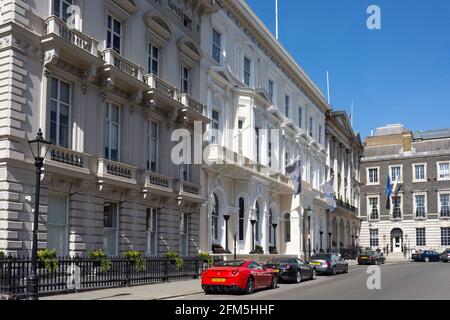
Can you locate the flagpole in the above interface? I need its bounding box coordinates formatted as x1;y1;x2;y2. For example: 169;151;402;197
275;0;279;40
326;71;330;105
351;99;354;128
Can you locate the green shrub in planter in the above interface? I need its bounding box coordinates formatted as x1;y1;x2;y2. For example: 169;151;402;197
198;252;214;265
124;250;147;272
164;251;184;270
37;249;59;272
0;251;5;259
88;249;112;272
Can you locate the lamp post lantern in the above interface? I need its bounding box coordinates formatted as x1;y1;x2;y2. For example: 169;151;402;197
223;214;231;253
27;129;51;300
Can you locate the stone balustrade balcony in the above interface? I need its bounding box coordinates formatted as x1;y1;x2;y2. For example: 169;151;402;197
45;145;91;178
97;158;138;187
145;73;179;101
102;49;144;81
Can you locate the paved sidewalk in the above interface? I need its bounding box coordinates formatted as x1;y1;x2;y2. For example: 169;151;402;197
41;279;204;300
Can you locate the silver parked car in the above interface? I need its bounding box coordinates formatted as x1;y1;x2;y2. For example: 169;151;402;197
307;253;348;275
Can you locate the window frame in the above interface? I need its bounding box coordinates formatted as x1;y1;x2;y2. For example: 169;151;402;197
147;120;158;172
284;95;290;118
438;191;450;218
389;165;403;183
146;208;158;256
369;229;379;248
367;195;380;221
107;14;122;54
148;43;159;76
413;192;427;219
179;212;189;256
243;56;251;86
211;109;220;144
180;65;190;94
46;192;69;256
49;77;72;149
416;228;426;247
309;116;314;138
441;227;450;246
284;213;291;243
412;163;427;183
103;202;119;256
390;194;403;220
212;28;222;63
366;167;380;186
104;101;121;162
268;79;274;102
437;161;450;181
53;0;73;22
298;106;303;128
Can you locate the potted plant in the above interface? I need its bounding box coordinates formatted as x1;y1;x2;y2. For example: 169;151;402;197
198;252;214;266
250;245;264;254
164;251;184;270
37;249;59;272
88;249;112;272
124;250;147;272
211;244;227;254
0;251;4;259
269;246;279;254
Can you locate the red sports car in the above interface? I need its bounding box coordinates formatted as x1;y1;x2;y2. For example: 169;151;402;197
201;260;278;294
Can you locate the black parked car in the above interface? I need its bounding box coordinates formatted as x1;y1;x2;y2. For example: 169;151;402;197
440;249;450;263
412;250;440;262
357;250;385;265
307;253;348;275
264;258;316;283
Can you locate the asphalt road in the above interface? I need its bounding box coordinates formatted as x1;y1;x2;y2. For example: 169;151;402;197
169;262;450;300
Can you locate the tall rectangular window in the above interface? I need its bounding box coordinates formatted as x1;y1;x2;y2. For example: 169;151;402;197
50;77;70;148
103;203;118;256
298;107;303;128
180;163;189;181
309;117;313;137
390;166;402;182
284;95;290;118
238;119;244;154
211;110;220;144
368;197;379;220
442;227;450;246
180;65;190;94
107;15;121;54
104;102;120;162
392;196;402;219
53;0;73;22
416;228;426;247
212;29;221;63
146;208;158;256
413;164;426;182
438;162;450;180
268;79;274;102
180;213;189;256
147;121;158;171
367;168;379;185
255;127;260;163
414;194;426;218
439;193;450;217
318;125;323;144
370;229;379;248
243;57;251;86
148;43;159;75
47;193;68;256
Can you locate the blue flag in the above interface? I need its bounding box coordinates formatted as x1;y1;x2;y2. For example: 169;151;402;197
386;175;392;209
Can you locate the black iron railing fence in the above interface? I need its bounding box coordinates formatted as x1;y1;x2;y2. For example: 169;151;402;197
0;256;217;298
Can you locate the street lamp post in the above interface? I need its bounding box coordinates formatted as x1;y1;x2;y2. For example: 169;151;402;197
328;232;332;252
319;231;323;252
27;129;51;300
250;219;256;253
272;216;278;254
233;232;237;260
223;214;231;253
305;206;312;258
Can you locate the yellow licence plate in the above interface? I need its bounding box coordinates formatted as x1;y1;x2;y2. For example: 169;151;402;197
360;257;367;259
310;262;321;265
211;278;226;283
273;269;279;273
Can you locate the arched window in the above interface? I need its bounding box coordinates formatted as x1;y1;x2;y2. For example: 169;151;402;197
239;198;245;241
212;194;219;242
255;202;260;242
268;208;273;244
284;213;291;242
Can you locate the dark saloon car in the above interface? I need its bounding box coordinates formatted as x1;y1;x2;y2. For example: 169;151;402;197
412;250;441;262
440;249;450;263
307;253;348;275
264;258;316;283
357;250;385;265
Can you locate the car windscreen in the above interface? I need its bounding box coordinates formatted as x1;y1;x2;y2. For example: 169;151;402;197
311;254;330;259
266;259;295;264
215;260;246;267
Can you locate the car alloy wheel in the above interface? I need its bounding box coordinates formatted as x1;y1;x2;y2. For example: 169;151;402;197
271;275;278;289
296;270;302;283
425;257;430;263
246;277;255;294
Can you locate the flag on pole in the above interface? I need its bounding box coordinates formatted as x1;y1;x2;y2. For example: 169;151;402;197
285;159;302;197
392;172;401;195
321;175;336;212
386;174;392;210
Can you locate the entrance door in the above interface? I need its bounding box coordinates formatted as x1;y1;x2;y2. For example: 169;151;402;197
393;236;402;253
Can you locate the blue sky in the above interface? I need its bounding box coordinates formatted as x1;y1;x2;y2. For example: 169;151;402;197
246;0;450;139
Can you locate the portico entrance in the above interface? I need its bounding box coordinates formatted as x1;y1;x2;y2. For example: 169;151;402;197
391;228;403;253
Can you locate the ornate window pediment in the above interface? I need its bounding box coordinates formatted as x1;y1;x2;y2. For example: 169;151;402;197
144;12;173;46
110;0;138;15
177;37;201;66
